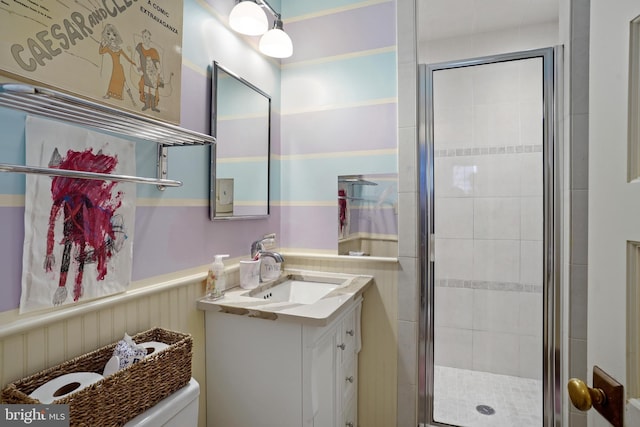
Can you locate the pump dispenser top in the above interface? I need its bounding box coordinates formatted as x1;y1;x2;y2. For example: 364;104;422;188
206;254;229;299
213;254;229;265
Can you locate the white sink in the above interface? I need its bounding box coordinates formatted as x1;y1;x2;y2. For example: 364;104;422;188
198;269;373;325
243;274;350;305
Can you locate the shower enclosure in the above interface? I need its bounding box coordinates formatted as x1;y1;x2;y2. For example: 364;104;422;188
418;48;560;426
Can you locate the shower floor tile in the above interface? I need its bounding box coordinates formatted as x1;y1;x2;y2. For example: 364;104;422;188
433;366;542;427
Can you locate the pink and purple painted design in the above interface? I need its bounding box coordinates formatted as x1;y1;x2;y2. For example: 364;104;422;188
44;148;126;305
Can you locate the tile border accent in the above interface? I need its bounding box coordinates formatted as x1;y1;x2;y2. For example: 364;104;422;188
434;144;543;158
435;278;543;293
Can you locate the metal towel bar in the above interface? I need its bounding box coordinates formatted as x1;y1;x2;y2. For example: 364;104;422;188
0;163;182;187
0;83;215;188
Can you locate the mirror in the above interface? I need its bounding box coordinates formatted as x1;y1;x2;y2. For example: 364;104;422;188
210;61;271;220
338;173;398;257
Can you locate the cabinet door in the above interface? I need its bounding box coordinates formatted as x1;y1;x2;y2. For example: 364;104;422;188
206;312;303;427
311;328;339;427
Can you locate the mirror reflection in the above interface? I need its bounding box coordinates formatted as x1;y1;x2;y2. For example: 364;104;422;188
338;173;398;257
210;61;270;220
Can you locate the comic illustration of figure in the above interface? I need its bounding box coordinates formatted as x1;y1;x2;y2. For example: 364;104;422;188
99;23;136;101
135;29;163;112
44;148;127;305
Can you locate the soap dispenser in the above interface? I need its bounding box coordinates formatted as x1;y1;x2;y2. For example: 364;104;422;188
206;254;229;299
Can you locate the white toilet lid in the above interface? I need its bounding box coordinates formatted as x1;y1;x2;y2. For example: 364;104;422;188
123;378;199;427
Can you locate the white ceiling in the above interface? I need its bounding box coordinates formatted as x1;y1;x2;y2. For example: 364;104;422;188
418;0;559;43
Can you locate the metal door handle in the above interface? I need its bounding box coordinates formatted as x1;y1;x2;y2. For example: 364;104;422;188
567;378;606;410
566;366;623;427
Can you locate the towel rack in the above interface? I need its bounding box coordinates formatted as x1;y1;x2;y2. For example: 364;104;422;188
0;163;180;186
338;176;378;186
0;83;215;189
339;196;375;202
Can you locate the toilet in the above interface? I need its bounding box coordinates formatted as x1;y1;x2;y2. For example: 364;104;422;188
124;378;200;426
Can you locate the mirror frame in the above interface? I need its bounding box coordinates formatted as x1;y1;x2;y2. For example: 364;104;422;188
210;61;271;220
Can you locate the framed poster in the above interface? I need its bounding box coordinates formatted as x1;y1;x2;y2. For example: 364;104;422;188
0;1;183;124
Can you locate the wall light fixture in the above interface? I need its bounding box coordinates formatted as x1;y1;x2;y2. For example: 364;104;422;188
229;0;293;58
229;0;268;36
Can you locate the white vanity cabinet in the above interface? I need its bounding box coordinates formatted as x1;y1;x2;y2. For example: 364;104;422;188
204;296;363;427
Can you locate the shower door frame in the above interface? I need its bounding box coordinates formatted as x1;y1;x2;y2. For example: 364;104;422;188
417;46;562;427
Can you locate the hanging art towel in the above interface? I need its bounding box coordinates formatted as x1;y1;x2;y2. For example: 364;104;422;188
339;189;347;235
19;116;136;313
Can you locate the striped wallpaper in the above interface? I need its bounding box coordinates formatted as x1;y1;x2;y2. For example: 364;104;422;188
0;2;399;425
279;0;398;251
0;0;283;311
0;0;397;309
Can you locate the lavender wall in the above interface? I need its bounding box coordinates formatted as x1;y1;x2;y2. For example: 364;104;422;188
0;0;281;312
0;0;399;312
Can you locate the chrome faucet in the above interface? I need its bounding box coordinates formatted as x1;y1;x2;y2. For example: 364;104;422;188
250;235;284;281
256;250;284;282
257;250;284;263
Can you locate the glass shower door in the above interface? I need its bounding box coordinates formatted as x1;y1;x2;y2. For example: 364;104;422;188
422;50;553;427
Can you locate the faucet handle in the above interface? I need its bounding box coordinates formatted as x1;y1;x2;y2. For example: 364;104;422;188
260;237;276;250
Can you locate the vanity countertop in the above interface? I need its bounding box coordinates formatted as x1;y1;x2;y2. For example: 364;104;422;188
196;269;373;326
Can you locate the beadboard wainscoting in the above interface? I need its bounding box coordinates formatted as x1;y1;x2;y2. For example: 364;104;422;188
0;268;208;427
0;254;399;427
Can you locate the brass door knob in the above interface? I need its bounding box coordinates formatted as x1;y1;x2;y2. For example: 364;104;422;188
567;378;607;411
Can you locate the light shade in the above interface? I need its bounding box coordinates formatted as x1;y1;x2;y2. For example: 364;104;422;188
259;22;293;58
229;1;268;36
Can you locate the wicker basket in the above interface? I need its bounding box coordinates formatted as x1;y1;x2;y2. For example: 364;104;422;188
1;327;192;427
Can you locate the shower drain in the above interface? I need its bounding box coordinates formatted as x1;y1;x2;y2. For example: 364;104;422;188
476;405;496;415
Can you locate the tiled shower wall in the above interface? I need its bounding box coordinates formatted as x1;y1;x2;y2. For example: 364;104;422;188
433;60;543;380
565;1;590;426
396;2;563;426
